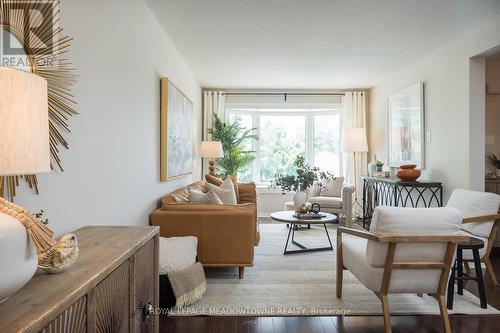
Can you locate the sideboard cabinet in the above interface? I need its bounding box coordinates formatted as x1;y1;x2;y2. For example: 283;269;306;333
0;226;159;333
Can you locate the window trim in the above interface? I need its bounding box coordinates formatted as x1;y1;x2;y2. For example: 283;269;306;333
228;107;343;186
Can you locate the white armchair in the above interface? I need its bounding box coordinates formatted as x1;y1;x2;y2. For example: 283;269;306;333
446;189;500;286
284;177;355;225
336;206;468;333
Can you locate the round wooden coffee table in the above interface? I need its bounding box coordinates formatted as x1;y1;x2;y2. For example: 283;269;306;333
270;211;337;255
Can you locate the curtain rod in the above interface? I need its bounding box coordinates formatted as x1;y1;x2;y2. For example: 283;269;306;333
222;92;350;96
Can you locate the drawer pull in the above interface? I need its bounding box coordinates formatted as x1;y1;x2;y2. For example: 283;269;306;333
143;302;154;319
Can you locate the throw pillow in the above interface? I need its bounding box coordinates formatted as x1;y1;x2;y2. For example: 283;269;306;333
320;177;344;197
206;177;238;204
205;173;240;202
305;185;321;198
188;188;223;204
159;236;198;274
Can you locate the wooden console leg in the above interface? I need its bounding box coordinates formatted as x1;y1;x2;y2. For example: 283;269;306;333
239;267;245;279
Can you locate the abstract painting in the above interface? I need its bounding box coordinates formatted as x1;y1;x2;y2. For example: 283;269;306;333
160;78;193;181
388;82;425;169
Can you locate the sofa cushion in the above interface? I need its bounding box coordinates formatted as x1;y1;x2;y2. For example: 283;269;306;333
366;206;461;267
446;188;500;238
188;188;223;204
320;177;344;197
207;177;237;204
308;196;343;208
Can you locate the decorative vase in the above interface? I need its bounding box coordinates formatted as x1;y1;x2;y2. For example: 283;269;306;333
396;164;421;182
293;191;308;212
497;169;500;178
0;212;38;304
376;165;383;172
368;154;377;176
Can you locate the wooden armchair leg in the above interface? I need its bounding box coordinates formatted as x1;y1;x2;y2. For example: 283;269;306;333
336;232;343;298
437;295;452;333
484;257;499;287
239;267;245;279
380;295;392;333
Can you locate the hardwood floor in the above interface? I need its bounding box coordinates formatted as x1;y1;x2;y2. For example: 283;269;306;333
160;250;500;332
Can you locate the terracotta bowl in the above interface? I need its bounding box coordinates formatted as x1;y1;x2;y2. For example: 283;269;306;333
396;164;421;182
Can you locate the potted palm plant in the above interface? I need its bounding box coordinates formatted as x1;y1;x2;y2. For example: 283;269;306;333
270;155;334;212
208;113;258;180
487;152;500;177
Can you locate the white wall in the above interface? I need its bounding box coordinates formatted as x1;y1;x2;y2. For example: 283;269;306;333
368;15;500;200
486;58;500;174
13;0;202;235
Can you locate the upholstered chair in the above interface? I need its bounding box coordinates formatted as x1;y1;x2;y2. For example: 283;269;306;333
446;189;500;286
286;177;355;225
336;206;467;333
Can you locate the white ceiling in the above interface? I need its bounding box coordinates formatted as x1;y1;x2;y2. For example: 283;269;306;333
146;0;500;89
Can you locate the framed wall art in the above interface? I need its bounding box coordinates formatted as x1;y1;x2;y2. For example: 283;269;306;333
160;77;193;181
388;82;425;169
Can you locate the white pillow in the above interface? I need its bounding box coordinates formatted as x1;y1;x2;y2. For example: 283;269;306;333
206;177;237;204
188;188;223;204
320;177;344;197
159;236;197;274
306;185;321;198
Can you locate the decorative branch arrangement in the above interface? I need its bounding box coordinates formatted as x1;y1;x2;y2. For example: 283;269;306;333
270;155;334;194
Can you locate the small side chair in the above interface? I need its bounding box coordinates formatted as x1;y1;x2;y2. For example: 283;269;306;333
446;189;500;286
336;206;467;333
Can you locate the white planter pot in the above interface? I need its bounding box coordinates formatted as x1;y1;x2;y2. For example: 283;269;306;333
0;212;38;303
293;191;308;212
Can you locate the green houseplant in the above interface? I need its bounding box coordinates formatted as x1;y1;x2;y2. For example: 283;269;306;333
487;152;500;177
208;113;258;178
270;155;334;211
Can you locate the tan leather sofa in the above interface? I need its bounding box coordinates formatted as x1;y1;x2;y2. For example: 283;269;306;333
150;181;260;278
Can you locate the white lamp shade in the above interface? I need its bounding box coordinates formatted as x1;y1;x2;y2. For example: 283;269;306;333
341;128;368;153
200;141;224;158
0;67;50;175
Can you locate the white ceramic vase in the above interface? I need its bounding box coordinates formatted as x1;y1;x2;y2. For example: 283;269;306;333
293;191;308;212
0;212;38;304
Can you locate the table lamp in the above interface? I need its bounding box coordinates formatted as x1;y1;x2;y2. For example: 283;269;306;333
0;66;50;303
200;141;224;176
341;128;368;219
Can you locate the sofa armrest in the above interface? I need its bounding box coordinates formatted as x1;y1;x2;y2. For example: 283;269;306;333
341;184;355;199
150;207;256;266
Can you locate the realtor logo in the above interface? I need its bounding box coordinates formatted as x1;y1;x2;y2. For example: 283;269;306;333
0;0;59;67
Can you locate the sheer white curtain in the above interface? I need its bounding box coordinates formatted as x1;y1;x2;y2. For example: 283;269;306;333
342;91;368;215
202;91;226;173
203;91;226;140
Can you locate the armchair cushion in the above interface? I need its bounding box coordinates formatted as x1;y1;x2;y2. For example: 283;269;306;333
320;177;344;197
366;206;461;267
446;189;500;238
342;234;442;293
308;196;343;208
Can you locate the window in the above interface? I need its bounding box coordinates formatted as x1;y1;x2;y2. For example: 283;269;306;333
229;108;342;184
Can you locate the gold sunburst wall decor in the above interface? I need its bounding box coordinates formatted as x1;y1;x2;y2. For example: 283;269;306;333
0;0;78;200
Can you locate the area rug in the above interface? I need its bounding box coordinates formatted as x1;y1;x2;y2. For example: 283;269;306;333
169;224;499;316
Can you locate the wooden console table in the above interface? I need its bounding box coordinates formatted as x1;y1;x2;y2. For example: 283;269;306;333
0;226;159;333
362;177;443;230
